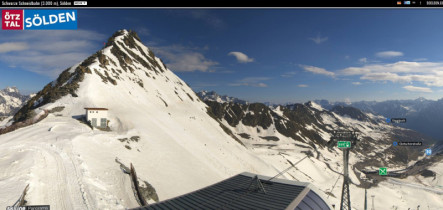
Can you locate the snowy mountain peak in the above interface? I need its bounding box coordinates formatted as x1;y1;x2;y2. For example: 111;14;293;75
415;96;427;102
106;29;141;45
197;90;248;104
3;87;19;93
330;105;373;123
305;101;324;111
13;29;200;123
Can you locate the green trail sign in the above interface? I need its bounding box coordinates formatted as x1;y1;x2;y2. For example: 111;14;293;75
379;167;387;175
337;141;351;148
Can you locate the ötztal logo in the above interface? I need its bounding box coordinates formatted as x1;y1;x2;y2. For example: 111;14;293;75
2;10;77;30
2;10;23;30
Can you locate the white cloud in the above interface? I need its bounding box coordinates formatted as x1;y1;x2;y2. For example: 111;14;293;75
0;30;106;78
342;61;434;75
229;77;270;87
255;83;268;87
228;51;254;63
413;58;428;62
358;57;367;63
339;61;443;87
298;84;308;88
301;65;335;77
167;52;217;72
403;85;433;93
0;42;28;53
2;52;91;77
152;45;218;72
375;51;404;58
281;71;297;78
340;66;371;76
308;34;328;44
302;60;443;89
360;72;409;83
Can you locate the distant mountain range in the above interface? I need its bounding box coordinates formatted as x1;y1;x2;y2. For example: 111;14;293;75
314;98;443;141
197;91;443;141
0;87;32;117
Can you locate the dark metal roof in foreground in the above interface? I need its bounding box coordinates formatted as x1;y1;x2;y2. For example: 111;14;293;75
132;172;332;210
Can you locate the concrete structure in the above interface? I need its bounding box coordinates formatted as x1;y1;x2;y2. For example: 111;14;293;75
84;108;108;128
132;172;333;210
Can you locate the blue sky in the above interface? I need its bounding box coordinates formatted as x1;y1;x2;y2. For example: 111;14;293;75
1;9;443;103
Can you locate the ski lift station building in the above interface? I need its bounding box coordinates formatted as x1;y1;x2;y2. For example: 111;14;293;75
132;172;333;210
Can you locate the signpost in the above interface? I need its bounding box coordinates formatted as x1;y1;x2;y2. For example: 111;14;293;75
425;148;432;156
337;141;351;148
329;130;359;210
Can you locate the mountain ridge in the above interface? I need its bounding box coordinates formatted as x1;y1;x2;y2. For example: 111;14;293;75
195;90;443;141
196;90;248;104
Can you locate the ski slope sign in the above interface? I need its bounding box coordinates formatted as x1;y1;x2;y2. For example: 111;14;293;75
2;10;77;30
337;141;351;148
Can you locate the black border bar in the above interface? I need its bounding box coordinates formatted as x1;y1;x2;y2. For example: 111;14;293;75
2;1;443;8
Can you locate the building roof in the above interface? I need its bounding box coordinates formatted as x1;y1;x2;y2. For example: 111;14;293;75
131;172;332;210
84;108;108;110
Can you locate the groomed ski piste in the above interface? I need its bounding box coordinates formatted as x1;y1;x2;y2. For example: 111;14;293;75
1;30;442;209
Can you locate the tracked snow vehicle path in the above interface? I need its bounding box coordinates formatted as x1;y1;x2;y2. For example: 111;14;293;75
387;177;443;195
0;116;94;210
29;143;91;210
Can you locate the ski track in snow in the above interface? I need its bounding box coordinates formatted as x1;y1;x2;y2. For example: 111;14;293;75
0;119;92;210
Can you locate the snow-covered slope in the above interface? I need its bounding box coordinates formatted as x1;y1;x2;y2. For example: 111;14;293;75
0;30;279;209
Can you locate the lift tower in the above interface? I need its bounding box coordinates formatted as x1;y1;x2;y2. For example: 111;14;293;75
329;130;359;210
